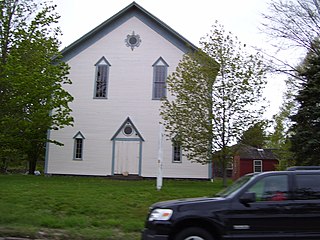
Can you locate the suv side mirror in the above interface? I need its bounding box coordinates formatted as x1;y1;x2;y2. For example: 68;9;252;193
240;192;256;205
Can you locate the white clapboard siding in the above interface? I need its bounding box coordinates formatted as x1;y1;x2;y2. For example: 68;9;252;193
46;3;210;179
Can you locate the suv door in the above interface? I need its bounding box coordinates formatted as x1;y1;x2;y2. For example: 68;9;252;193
292;173;320;239
227;174;296;239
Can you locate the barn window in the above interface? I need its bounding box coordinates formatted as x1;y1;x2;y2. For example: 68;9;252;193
73;131;85;160
94;57;111;98
253;160;262;173
152;57;168;100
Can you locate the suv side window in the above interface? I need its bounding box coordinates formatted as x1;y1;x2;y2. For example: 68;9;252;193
295;174;320;200
247;175;289;201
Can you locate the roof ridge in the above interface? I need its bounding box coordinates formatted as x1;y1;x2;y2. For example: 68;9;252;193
60;1;197;57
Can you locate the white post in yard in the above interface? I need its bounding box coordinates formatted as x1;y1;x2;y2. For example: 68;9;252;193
157;124;164;190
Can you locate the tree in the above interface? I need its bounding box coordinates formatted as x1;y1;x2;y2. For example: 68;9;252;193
161;50;219;165
0;0;73;174
267;93;295;169
262;0;320;79
289;40;320;165
161;22;267;186
203;22;267;185
261;0;320;167
238;121;269;148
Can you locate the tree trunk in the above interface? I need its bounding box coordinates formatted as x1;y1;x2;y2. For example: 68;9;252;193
28;158;37;175
27;144;40;175
0;157;8;173
222;161;227;187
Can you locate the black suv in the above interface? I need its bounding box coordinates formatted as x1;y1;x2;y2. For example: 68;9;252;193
142;167;320;240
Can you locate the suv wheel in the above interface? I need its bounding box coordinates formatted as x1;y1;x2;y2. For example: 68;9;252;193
175;227;214;240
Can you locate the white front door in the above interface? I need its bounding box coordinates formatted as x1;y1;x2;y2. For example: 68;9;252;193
114;141;139;175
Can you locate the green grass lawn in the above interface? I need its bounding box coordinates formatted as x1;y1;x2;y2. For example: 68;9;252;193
0;175;225;239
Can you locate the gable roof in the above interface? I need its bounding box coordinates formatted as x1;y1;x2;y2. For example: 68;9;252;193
61;1;198;61
111;117;144;141
73;131;85;139
233;144;278;160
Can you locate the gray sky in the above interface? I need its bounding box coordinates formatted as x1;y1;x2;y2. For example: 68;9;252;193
53;0;286;119
54;0;269;48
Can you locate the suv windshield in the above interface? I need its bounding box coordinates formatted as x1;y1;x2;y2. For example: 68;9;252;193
217;174;255;198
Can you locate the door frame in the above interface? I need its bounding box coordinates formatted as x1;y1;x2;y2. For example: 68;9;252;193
111;138;143;176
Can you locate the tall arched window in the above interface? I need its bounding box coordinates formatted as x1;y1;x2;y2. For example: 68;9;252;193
94;57;111;98
73;131;85;160
152;57;169;100
172;136;182;163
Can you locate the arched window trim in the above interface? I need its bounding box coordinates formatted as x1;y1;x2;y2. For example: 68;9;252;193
172;136;182;163
94;57;111;99
152;57;169;100
73;131;85;160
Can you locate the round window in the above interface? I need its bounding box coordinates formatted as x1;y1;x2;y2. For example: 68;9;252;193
123;125;133;136
129;36;138;45
125;31;141;50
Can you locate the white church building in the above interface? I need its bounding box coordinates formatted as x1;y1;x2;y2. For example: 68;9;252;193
45;2;211;179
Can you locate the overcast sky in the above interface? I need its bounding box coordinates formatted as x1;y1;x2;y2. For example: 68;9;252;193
53;0;287;119
54;0;270;48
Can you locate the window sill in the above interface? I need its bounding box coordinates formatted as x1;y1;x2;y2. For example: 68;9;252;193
93;97;108;100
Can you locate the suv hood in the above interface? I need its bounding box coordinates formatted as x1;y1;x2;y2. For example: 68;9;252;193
150;196;225;209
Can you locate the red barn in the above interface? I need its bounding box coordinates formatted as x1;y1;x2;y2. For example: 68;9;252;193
232;144;279;180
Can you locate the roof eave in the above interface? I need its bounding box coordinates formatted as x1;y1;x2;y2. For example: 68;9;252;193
60;1;198;57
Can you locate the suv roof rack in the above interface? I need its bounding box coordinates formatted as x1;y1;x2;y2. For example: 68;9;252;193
286;166;320;171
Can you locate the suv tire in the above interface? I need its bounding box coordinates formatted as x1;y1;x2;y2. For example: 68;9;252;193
175;227;214;240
